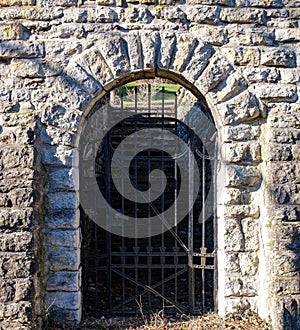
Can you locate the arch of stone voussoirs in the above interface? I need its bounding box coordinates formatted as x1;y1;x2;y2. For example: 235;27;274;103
61;30;249;133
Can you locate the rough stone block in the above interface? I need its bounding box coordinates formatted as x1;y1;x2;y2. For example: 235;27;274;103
197;55;233;94
40;126;76;147
223;188;252;205
181;42;214;82
0;0;35;5
11;59;42;78
189;26;229;46
172;34;198;72
43;0;77;6
0;252;33;279
252;83;298;102
186;5;220;24
0;209;32;230
14;279;32;302
76;48;114;87
0;23;29;41
269;185;292;204
275;224;300;253
224;47;260;66
157;32;176;70
49;24;86;39
41;145;74;167
45;167;75;191
220;8;266;24
268;104;300;128
208;72;248;104
225;165;261;187
187;0;230;4
46;308;80;324
47;271;79;291
0;111;35;127
45;291;81;310
0;7;63;20
45;209;79;230
96;0;115;4
218;92;261;125
266;144;293;161
235;0;283;7
241;217;260;250
51;74;92;110
224;123;261;141
269;128;300;144
293;144;300;160
243;67;280;83
0;232;32;252
261;48;296;67
278;68;300;84
224;276;258;297
276;250;300;276
224;252;258;276
223;142;261;162
0;279;15;303
282;0;300;7
0;41;44;60
231;28;275;46
223;297;257;315
62;8;87;23
275;28;300;42
44;229;79;248
97;34;130;77
45;192;78;211
266;162;299;184
0;301;31;323
223;218;245;251
65;63;101;95
160;6;186;23
140;31;160;70
224;205;260;219
268;205;300;222
46;246;80;271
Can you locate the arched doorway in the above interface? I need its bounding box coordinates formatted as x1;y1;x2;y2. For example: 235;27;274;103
78;77;218;319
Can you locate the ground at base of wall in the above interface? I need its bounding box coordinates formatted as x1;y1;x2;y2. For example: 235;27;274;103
44;311;271;330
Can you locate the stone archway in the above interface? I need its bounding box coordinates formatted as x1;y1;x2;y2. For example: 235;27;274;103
41;31;266;324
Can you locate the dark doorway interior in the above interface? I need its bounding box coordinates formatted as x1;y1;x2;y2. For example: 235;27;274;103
80;80;215;319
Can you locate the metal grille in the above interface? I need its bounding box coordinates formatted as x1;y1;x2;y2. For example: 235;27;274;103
81;81;216;318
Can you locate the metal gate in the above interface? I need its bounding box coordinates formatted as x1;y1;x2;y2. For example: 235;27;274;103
81;81;216;318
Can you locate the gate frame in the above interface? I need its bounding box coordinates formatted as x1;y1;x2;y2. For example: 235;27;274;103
79;80;218;317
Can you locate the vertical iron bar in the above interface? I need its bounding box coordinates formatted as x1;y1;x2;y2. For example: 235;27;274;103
213;134;218;312
121;90;125;315
147;83;152;309
93;132;99;316
174;92;178;304
161;86;165;307
188;134;195;311
134;85;138;305
202;142;206;311
105;131;112;315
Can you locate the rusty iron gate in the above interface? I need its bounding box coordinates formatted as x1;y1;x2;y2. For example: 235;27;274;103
81;82;216;318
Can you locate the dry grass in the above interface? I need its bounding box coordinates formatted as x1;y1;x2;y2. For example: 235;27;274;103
45;310;271;330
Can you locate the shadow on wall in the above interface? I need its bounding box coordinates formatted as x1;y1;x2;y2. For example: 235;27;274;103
282;228;300;330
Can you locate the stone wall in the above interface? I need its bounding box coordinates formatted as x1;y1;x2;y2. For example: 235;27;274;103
0;0;299;329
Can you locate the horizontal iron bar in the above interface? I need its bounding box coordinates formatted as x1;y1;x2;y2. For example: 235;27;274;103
86;252;215;259
193;253;215;258
193;265;215;270
88;264;188;270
